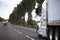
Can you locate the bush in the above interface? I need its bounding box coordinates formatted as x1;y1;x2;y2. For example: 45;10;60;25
0;17;4;22
27;18;36;27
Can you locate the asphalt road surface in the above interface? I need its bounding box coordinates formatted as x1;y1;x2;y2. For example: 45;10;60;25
0;23;47;40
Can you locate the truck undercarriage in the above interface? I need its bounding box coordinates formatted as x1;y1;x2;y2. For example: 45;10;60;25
47;25;60;40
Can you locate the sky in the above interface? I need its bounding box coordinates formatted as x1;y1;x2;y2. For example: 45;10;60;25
0;0;22;19
0;0;46;22
0;0;38;20
0;0;39;21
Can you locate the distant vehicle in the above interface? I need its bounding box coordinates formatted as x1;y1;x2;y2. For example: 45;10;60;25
1;21;7;26
3;23;7;26
36;0;60;40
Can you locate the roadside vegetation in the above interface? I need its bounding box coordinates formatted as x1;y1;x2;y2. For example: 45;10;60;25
9;0;44;28
0;17;5;22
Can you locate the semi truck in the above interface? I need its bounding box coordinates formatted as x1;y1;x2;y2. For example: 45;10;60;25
36;0;60;40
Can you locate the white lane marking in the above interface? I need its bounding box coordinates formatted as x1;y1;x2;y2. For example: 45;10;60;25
26;35;35;40
13;29;22;34
10;27;22;34
17;31;22;34
11;27;35;40
14;30;17;31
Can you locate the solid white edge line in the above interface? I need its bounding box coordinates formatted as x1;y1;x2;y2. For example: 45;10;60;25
26;35;35;40
6;26;35;40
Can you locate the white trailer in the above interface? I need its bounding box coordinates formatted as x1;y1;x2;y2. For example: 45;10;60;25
47;0;60;40
36;0;60;40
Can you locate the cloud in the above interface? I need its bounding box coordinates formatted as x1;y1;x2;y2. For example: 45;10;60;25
0;1;8;7
0;0;22;19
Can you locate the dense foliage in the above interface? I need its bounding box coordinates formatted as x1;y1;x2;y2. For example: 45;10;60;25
9;0;44;27
36;0;44;15
0;17;4;22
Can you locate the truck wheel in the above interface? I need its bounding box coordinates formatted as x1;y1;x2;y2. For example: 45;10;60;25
49;27;53;40
55;28;59;40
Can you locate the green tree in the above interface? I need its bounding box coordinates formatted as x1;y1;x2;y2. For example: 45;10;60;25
0;17;4;22
36;0;44;15
9;0;44;27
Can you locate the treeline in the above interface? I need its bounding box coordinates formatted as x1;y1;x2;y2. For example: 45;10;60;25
0;17;5;22
9;0;44;27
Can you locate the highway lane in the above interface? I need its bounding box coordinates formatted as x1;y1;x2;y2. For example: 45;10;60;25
0;23;47;40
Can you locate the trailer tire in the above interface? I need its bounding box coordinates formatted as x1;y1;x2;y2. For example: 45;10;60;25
55;28;59;40
49;27;53;40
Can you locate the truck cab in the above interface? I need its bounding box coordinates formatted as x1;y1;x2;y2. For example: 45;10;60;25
36;0;47;37
36;0;60;40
